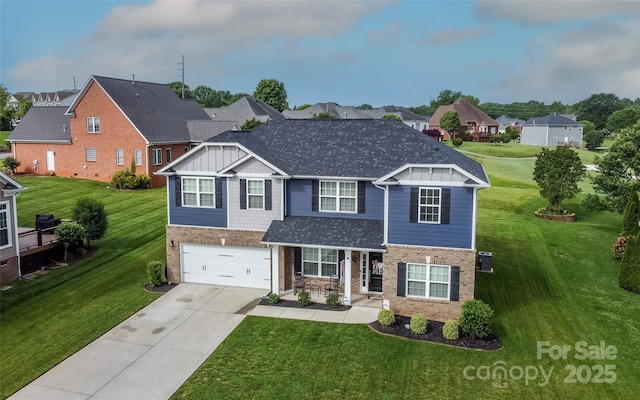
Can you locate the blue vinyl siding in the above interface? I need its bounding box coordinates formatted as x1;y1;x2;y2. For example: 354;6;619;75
168;176;227;227
388;185;473;249
286;179;383;220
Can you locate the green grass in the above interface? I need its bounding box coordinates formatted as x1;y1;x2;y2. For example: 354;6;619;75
0;131;11;150
173;154;639;399
0;177;167;398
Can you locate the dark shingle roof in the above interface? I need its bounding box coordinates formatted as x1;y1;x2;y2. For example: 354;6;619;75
209;119;488;183
363;106;430;121
80;76;212;143
8;106;71;142
207;96;284;124
523;114;582;126
187;120;239;142
262;216;385;250
430;99;498;127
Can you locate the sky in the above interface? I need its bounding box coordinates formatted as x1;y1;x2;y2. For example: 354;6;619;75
1;0;639;109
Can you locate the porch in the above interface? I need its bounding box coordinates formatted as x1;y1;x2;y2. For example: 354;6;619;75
280;289;382;309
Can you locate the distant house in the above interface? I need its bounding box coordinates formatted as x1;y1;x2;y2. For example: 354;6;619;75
8;76;219;187
521;114;583;148
362;106;430;131
0;172;25;287
429;99;499;142
206;96;284;128
284;102;372;119
13;90;80;107
496;115;525;133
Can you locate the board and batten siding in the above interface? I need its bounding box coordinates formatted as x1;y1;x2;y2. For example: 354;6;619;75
394;166;468;183
168;176;227;228
286;179;384;220
172;145;247;173
387;185;474;249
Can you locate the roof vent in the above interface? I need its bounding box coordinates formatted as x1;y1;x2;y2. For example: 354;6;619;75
132;74;135;84
62;123;66;132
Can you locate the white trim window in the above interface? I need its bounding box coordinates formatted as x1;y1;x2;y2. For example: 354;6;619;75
87;117;100;133
116;149;124;165
182;177;215;208
419;187;441;223
407;263;450;299
302;247;338;277
0;202;10;248
152;149;162;165
135;149;142;166
247;179;264;209
86;148;97;162
320;181;356;213
166;148;172;163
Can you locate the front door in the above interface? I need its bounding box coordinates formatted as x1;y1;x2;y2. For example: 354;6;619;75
369;252;383;293
46;150;55;171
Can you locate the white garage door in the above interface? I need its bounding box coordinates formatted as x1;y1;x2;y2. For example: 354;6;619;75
181;243;271;289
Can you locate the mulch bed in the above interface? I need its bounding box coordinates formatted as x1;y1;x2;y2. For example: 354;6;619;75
369;315;501;350
258;298;352;311
144;282;178;293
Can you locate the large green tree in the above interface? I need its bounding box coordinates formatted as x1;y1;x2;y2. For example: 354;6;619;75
606;106;640;134
533;146;586;208
0;84;14;130
581;120;604;151
240;117;263;130
584;120;640;212
72;197;108;246
440;111;461;139
253;79;288;111
168;81;194;99
574;93;624;130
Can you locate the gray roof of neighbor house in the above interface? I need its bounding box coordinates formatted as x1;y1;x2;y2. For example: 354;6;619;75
8;106;71;143
362;106;430;122
496;115;524;126
208;119;488;183
262;216;385;250
187;120;239;142
206;96;284;125
67;76;213;143
283;102;373;119
523;114;583;126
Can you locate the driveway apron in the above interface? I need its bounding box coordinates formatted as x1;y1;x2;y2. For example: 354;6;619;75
9;284;268;400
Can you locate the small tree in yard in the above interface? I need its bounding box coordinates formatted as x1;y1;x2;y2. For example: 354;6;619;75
72;197;108;246
532;146;586;211
55;223;86;261
621;183;640;237
619;235;640;293
2;157;20;174
440;111;461;140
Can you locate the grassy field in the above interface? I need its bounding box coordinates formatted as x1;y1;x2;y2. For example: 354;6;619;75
0;131;11;150
0;176;167;398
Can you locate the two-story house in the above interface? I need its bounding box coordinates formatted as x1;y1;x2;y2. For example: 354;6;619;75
521;113;583;148
430;99;499;142
158;119;490;321
0;172;25;287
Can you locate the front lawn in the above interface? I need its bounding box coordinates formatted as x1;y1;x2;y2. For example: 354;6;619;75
173;156;639;399
0;176;167;399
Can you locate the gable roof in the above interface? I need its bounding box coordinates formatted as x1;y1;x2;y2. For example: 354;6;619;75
187;120;239;142
496;115;524;126
67;76;212;143
362;106;430;122
0;171;25;195
523;114;583;126
430;99;498;127
8;106;71;143
207;119;488;184
207;96;284;125
283;102;373;119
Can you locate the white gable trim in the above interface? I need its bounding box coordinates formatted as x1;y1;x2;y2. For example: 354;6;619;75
374;163;489;187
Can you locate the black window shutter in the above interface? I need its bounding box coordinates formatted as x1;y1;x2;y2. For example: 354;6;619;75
409;187;419;223
215;178;223;208
312;180;319;212
240;179;247;209
397;262;407;297
357;181;366;214
265;180;272;210
294;247;302;274
450;266;460;301
175;177;182;207
441;188;451;225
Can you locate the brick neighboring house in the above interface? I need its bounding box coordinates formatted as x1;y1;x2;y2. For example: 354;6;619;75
158;119;490;321
430;99;499;142
8;76;219;187
0;172;25;287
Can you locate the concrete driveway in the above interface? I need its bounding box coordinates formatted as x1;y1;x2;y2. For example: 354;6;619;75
9;284;267;400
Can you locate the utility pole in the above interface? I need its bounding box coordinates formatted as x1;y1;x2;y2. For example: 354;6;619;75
73;77;77;90
179;55;185;99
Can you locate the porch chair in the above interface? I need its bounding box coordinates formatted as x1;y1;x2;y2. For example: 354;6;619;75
324;275;339;297
294;273;306;294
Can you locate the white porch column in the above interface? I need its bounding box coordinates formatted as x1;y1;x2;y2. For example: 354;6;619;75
271;245;280;294
343;249;352;305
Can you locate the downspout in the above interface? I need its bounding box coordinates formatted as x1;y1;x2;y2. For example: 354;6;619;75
373;183;388;245
471;188;477;250
12;193;21;277
146;143;151;178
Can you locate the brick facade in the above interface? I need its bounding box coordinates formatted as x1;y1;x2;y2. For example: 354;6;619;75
0;256;19;287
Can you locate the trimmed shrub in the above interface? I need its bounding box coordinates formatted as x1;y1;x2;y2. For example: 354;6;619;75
619;235;640;293
2;156;20;174
325;293;341;308
621;183;640;236
613;236;628;260
410;314;427;334
460;299;494;339
268;293;280;304
136;174;151;189
111;170;137;189
146;260;166;286
443;320;460;340
452;138;463;147
297;290;311;306
377;309;395;327
54;222;86;261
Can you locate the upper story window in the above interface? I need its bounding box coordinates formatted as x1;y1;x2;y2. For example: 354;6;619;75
152;149;162;165
320;181;356;213
302;247;338;277
407;263;450;300
87;117;100;133
419;187;441;223
182;177;215;208
166;148;172;163
135;149;142;166
0;202;10;247
116;149;124;165
247;179;264;209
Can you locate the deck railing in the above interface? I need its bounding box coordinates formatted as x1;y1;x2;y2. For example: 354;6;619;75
18;226;59;251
